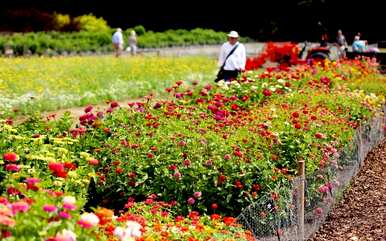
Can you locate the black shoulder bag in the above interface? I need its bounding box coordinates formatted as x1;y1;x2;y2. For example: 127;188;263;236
214;44;239;82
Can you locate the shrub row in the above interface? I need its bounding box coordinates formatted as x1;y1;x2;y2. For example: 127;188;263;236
0;28;253;56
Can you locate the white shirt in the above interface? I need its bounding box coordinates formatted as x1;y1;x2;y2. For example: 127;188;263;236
218;42;246;71
112;31;124;45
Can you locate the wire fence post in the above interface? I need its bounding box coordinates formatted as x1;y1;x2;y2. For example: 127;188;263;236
298;159;305;240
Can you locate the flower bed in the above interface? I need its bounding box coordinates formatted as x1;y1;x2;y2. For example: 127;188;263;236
0;57;384;240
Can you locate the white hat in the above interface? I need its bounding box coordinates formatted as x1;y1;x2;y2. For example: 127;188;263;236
227;31;239;38
117;28;122;32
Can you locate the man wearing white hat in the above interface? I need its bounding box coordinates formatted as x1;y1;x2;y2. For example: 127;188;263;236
112;28;124;57
216;30;246;82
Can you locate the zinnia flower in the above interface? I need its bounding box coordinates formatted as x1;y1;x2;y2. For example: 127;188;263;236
54;229;77;241
114;220;142;240
63;196;77;210
5;164;21;172
59;211;72;219
43;204;58;213
11;201;29;214
3;152;19;162
187;197;195;205
193;192;202;198
77;213;99;228
48;162;65;173
84;105;93;113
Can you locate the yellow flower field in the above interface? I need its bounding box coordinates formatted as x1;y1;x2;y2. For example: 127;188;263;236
0;55;217;114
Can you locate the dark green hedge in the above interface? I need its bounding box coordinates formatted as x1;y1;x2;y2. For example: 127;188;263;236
0;28;253;56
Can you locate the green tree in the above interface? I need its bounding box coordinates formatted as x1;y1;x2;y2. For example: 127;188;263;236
73;14;110;32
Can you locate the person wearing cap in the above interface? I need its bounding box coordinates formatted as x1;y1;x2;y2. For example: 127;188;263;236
217;30;246;82
112;28;124;57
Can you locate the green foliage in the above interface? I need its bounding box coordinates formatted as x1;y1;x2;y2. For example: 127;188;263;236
133;25;146;35
73;14;110;32
0;28;253;56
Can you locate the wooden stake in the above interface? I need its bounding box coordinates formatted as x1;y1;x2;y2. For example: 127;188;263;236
298;159;305;240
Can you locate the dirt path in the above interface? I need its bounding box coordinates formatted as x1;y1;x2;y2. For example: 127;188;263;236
309;139;386;241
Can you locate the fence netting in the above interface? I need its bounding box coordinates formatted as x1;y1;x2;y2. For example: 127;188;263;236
237;111;385;241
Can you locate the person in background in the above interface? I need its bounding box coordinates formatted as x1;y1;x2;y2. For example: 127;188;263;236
217;30;246;82
320;33;329;47
336;29;348;57
352;36;367;52
128;30;138;55
112;28;124;57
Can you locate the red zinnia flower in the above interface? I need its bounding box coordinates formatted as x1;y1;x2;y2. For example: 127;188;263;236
211;203;218;210
48;162;65;173
3;152;19;162
223;217;237;226
291;112;300;118
315;132;325;139
84;105;93;113
262;89;272;97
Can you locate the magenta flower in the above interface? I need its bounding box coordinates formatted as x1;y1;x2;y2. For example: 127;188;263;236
25;177;40;185
59;211;72;219
84;105;93;113
11;201;29;214
43;204;58;213
187;197;195;205
5;164;21;172
318;185;329;193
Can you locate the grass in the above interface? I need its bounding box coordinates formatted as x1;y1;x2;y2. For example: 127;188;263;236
0;55;217;115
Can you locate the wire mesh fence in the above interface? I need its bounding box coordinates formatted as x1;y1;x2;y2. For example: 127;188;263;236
237;111;385;241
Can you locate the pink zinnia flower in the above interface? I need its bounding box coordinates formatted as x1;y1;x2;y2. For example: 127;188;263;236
187;197;195;205
193;191;202;198
63;196;77;210
5;164;21;172
3;152;19;162
319;185;329;193
43;204;58;213
77;213;99;228
25;177;40;186
11;201;29;214
59;211;72;219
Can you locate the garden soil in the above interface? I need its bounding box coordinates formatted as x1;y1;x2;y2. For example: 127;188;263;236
310;139;386;241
